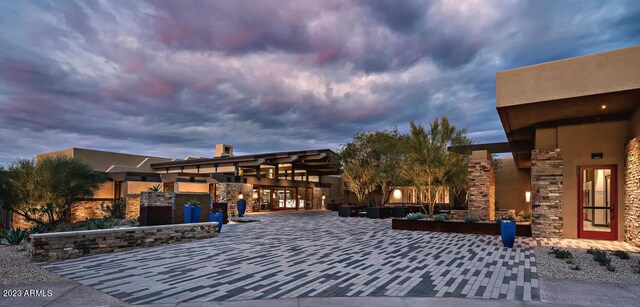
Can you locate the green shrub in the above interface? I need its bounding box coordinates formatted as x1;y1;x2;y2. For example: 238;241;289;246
549;247;573;260
606;264;616;272
592;250;611;266
187;199;201;206
433;213;448;221
29;224;47;234
406;212;424;220
463;215;478;223
54;223;74;232
586;247;597;255
87;218;120;230
517;210;531;222
101;199;126;219
1;227;29;245
612;251;630;260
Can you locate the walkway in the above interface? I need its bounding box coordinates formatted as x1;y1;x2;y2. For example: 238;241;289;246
42;212;539;304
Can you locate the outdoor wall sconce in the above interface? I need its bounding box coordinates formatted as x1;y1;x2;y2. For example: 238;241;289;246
322;195;326;200
238;194;244;199
525;191;531;203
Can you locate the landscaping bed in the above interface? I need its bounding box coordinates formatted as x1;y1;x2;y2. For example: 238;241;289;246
0;244;68;285
536;246;640;283
392;218;532;236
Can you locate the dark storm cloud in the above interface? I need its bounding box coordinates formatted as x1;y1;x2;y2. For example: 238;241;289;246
0;0;639;163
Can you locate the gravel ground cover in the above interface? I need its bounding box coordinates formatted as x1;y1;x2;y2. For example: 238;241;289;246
536;246;640;283
0;244;69;285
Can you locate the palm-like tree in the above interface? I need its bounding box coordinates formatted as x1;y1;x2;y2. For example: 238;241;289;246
405;117;471;216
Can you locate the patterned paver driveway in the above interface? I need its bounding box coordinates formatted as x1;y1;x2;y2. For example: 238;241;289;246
42;211;539;304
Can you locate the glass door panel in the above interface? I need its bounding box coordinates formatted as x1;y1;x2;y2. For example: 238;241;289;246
297;187;307;210
579;166;617;240
285;188;296;208
274;188;286;209
306;188;313;209
259;188;271;211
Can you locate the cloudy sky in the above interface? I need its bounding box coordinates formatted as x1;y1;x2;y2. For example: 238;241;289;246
0;0;639;163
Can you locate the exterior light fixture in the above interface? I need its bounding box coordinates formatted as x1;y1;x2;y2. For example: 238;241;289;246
238;194;244;200
525;191;531;203
322;195;326;200
601;104;607;110
393;189;402;199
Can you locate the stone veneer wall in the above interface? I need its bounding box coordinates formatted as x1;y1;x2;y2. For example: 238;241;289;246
467;154;495;221
30;222;218;262
13;200;112;230
531;149;564;238
312;187;330;210
625;137;640;247
71;201;109;221
216;183;253;215
125;195;141;219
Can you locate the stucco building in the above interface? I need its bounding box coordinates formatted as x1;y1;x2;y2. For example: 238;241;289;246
462;45;639;244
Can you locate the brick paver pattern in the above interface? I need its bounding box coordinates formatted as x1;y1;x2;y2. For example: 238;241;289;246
42;211;539;304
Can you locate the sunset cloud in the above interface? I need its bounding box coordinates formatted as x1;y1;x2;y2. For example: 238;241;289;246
0;0;638;163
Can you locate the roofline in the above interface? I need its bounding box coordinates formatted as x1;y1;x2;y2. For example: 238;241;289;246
150;149;336;168
497;45;640;74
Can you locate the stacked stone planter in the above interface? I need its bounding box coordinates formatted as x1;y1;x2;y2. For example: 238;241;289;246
30;222;218;262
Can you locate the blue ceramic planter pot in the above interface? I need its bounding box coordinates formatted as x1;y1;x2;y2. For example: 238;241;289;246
209;212;223;233
500;220;516;248
191;206;201;223
183;204;191;224
237;200;247;217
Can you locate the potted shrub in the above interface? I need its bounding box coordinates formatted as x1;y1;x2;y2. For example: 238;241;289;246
499;214;516;248
185;199;201;223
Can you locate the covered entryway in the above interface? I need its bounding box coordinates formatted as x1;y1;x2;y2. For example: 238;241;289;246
578;165;618;240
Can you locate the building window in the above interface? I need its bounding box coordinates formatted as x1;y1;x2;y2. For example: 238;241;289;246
114;181;124;199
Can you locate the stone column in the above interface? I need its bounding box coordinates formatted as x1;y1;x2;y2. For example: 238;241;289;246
467;150;495;221
217;183;253;215
531;149;563;237
312;187;330;210
625;137;640;247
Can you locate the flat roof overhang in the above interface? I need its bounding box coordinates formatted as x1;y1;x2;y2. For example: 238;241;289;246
448;141;532;155
496;45;640;169
150;149;340;176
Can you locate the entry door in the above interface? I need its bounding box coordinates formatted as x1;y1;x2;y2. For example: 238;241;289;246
578;165;617;240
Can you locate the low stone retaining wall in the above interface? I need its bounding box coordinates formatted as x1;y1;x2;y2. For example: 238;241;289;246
30;222;218;262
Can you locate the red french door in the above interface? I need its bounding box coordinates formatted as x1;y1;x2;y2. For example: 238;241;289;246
578;165;617;240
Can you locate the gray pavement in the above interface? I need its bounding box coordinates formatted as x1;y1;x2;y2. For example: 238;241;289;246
539;278;640;306
41;212;539;303
0;281;555;306
2;275;639;306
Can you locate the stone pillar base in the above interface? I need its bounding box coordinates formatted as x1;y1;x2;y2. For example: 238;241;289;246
531;149;563;238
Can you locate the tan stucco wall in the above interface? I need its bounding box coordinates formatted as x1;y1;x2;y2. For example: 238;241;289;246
495;156;531;214
93;182;114;198
555;120;629;239
127;181;158;195
497;45;640;107
534;127;558;150
176;182;209;193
